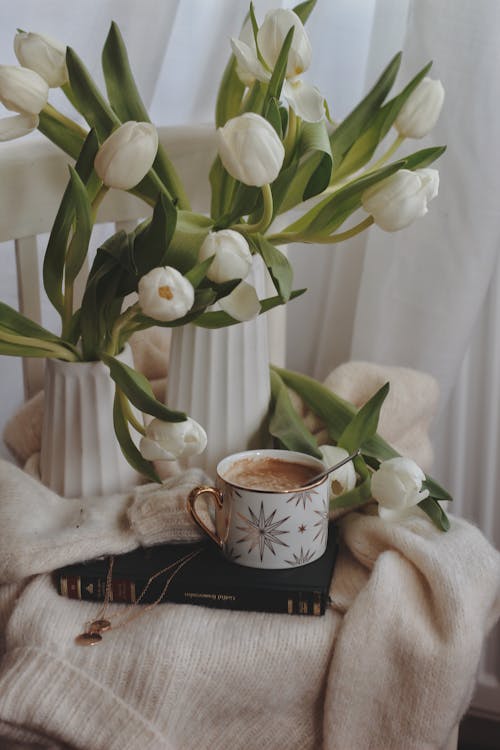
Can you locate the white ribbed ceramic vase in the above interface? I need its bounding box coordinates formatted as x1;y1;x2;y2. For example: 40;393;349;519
40;344;140;498
166;258;271;476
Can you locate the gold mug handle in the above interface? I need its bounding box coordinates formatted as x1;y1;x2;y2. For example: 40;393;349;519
187;486;224;548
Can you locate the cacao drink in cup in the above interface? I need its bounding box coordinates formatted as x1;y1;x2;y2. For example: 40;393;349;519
188;449;330;569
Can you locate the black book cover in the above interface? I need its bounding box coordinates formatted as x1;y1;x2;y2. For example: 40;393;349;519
55;523;338;616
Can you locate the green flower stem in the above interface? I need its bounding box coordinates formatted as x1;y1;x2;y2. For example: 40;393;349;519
91;184;109;221
268;216;374;245
283;108;299;166
232;183;274;234
106;303;140;356
61;82;80;112
122;394;146;437
367;134;406;173
0;329;79;361
42;103;88;139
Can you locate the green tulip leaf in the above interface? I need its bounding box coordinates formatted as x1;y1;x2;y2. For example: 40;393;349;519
38;109;86;160
301;120;334;201
285;159;405;237
265;26;294;104
0;302;63;344
269;369;322;458
215;54;246;128
66;47;119;142
215;183;260;228
133;192;177;277
337;382;390;453
194;287;306;328
293;0;317;24
102;353;186;422
167;211;213;272
331;474;373;510
404;145;447;170
331;52;402;170
185;257;215;288
112;389;160;484
265;97;283;138
0;340;62;358
64;166;93;286
272;366;452;520
43;130;99;315
250;235;293;301
333;61;433;181
418;496;450;531
102;22;190;209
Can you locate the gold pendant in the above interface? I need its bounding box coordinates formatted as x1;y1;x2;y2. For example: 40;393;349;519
75;631;103;646
89;618;112;633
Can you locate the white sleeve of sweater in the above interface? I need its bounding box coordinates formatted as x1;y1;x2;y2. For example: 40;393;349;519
0;459;211;583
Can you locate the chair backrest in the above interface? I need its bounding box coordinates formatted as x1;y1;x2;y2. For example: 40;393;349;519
0;125;217;398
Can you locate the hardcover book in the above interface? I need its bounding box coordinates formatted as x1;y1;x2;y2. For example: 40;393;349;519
55;523;338;616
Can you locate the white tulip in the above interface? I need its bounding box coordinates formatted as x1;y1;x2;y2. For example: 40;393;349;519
0;113;38;141
94;121;158;190
14;31;68;88
371;457;429;521
395;78;445;139
140;417;207;461
138;266;194;322
198;229;252;283
217;113;284;187
361;168;439;232
0;65;48;115
320;445;357;498
219;281;260;321
258;9;312;79
231;9;323;122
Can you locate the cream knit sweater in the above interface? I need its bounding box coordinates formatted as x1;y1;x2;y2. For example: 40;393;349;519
0;358;498;750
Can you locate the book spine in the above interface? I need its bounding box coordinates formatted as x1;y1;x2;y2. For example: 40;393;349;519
56;574;326;616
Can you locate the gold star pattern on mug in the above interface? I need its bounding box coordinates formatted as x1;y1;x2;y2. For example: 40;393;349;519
286;488;319;510
298;523;307;534
235;502;290;561
313;498;329;545
285;546;316;567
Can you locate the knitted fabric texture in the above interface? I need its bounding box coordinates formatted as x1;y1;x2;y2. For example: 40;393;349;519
0;350;499;749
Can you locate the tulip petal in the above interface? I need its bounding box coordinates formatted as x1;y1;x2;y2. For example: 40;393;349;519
139;435;174;461
0;113;38;141
230;38;269;85
283;79;324;123
219;281;260;321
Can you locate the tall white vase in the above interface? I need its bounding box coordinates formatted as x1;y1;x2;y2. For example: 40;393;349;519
40;344;140;498
166;259;271;476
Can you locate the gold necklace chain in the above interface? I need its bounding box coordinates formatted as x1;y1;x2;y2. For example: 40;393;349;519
75;547;203;646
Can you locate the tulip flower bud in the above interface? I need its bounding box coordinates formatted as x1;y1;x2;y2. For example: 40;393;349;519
198;229;252;283
138;266;195;322
361;168;439;232
94;121;158;190
219;281;260;321
320;445;356;498
217;113;285;187
258;8;312;78
0;65;48;115
14;31;68;88
140;417;207;461
371;457;429;521
0;113;38;141
395;78;445;139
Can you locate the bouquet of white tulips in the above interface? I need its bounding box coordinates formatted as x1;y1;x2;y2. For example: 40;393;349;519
0;1;452;528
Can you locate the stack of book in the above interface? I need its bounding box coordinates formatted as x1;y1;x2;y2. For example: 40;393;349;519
55;523;338;616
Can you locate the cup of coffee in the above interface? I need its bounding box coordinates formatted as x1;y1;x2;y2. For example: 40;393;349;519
187;449;329;569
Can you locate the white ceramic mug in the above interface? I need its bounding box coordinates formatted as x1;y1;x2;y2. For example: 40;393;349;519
187;449;330;569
